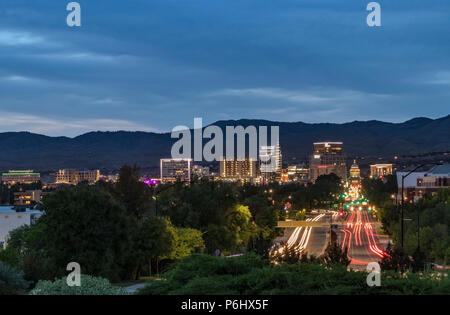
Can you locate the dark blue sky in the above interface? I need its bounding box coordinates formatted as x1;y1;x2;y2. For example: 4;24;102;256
0;0;449;136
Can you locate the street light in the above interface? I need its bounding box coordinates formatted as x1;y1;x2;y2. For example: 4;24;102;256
400;162;441;248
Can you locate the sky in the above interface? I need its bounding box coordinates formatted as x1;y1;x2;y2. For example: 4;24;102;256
0;0;449;136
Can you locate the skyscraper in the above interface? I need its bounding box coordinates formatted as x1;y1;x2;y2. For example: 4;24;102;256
219;157;257;180
259;143;282;181
309;142;346;182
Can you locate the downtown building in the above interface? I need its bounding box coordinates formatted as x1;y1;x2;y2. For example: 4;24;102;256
219;157;257;183
370;163;393;179
259;143;282;181
349;160;361;187
286;165;310;183
1;170;40;185
160;158;192;183
55;169;100;185
396;164;450;203
309;142;347;183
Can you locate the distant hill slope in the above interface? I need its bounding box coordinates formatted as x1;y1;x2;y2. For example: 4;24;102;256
0;115;449;171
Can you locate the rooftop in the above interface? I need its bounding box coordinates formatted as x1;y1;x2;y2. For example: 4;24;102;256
0;206;43;215
429;164;450;176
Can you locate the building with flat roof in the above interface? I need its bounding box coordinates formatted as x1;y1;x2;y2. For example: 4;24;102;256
287;165;310;183
1;170;40;185
14;190;43;206
309;142;347;182
219;157;257;182
260;143;282;181
396;164;450;202
0;206;43;249
56;169;100;185
160;158;192;183
370;164;393;178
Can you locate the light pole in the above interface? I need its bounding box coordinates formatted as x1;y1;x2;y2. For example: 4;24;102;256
400;163;441;248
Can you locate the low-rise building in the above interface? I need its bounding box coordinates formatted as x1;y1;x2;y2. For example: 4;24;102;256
1;170;40;185
370;164;393;178
14;190;43;206
56;169;100;185
287;165;309;182
0;206;43;249
192;165;210;179
396;164;450;202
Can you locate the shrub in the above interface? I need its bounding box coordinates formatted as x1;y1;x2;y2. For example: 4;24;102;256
0;261;30;295
137;253;450;295
29;274;128;295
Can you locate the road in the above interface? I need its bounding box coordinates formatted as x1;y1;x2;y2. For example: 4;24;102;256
281;211;337;257
338;210;389;268
277;210;389;268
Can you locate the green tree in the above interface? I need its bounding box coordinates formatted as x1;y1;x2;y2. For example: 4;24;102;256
379;243;410;273
135;216;176;276
113;164;151;219
40;186;132;282
320;241;351;267
169;227;205;260
0;261;30;295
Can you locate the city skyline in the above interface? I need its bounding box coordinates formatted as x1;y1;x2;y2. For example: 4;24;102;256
1;1;449;136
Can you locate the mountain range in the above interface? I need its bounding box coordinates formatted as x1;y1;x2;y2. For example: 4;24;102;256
0;115;449;172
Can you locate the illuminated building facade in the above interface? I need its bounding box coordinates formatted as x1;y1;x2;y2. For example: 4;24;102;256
349;160;361;187
260;143;282;181
219;157;257;181
14;190;42;206
309;142;347;182
397;164;450;202
56;169;100;185
160;158;192;183
192;165;210;178
287;165;310;182
370;164;393;178
1;170;40;185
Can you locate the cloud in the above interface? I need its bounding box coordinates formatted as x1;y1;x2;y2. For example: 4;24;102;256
0;1;449;134
427;71;450;85
206;87;390;105
0;30;43;46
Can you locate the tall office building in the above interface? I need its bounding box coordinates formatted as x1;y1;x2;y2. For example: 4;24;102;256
219;157;257;180
1;170;40;185
56;169;100;185
160;158;192;183
309;142;347;182
259;143;282;180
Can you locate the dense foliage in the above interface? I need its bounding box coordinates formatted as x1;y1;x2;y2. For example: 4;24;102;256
0;166;389;294
363;175;450;266
0;261;30;295
29;275;127;295
137;253;450;295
